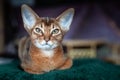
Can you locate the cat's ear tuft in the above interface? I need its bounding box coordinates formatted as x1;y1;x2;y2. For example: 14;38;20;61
21;4;39;30
56;8;74;32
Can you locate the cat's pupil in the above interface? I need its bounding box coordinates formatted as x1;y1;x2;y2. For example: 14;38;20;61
35;28;41;33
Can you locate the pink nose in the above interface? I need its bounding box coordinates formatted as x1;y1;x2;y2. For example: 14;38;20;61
45;38;50;42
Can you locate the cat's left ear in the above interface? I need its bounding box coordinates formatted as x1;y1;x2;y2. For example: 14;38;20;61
56;8;74;32
21;4;39;33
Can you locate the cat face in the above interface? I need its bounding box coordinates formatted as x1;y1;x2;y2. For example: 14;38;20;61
21;4;74;50
30;18;63;50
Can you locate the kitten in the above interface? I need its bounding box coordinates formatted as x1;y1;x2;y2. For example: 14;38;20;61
18;4;74;74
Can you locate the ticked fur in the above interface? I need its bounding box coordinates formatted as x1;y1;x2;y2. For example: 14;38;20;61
19;4;74;74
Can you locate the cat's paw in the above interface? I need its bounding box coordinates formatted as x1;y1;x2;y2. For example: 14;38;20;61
23;67;45;74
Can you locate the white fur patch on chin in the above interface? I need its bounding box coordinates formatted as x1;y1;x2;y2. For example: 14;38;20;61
34;40;57;49
33;40;55;57
41;50;54;57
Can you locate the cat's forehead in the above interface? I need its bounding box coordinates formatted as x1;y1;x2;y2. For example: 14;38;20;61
35;17;57;27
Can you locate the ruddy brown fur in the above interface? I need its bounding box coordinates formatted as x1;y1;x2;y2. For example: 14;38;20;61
18;4;74;74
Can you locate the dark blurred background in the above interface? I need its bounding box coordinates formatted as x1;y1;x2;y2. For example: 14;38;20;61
0;0;120;63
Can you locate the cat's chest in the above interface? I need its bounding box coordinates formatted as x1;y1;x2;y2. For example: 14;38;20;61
41;50;54;57
30;50;56;68
30;49;55;61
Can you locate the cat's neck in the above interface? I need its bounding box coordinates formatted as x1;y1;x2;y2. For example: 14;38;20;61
29;43;63;58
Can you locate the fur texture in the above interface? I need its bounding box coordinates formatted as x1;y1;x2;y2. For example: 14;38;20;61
18;4;74;74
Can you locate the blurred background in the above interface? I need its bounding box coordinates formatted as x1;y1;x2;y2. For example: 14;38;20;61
0;0;120;64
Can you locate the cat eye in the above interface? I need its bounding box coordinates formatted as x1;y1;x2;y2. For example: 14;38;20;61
35;28;42;33
52;29;59;34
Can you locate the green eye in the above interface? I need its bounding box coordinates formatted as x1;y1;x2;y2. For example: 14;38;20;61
35;28;42;33
52;29;59;34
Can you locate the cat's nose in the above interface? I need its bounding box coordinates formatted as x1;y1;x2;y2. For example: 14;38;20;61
44;38;50;42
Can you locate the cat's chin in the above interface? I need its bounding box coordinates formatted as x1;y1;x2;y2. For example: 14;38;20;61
33;40;58;50
40;45;54;50
34;43;57;50
39;45;57;50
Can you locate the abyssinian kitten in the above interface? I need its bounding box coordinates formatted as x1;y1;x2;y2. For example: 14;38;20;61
18;4;74;74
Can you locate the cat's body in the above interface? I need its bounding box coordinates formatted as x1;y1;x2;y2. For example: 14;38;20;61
19;36;72;74
18;4;74;74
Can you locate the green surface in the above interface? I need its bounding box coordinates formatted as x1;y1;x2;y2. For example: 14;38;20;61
0;59;120;80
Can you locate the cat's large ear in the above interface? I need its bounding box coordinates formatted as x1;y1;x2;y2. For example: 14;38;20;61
56;8;74;32
21;4;39;32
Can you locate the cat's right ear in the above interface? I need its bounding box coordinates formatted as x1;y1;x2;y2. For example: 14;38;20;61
21;4;39;32
56;8;74;32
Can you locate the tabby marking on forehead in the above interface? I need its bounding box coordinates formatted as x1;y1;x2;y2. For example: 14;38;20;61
40;17;55;26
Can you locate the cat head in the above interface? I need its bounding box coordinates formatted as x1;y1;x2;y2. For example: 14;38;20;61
21;4;74;50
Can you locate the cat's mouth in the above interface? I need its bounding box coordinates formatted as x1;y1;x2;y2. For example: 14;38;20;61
41;43;52;48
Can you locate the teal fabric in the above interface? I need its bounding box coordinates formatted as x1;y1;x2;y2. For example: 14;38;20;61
0;59;120;80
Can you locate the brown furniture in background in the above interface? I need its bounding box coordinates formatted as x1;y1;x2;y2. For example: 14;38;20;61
62;40;105;59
